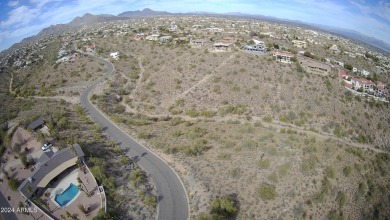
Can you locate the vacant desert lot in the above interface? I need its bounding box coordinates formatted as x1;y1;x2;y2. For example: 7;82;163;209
90;37;389;219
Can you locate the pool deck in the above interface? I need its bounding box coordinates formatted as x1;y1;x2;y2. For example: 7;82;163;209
44;167;102;219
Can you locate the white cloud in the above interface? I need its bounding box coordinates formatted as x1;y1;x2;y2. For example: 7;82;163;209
8;0;19;7
0;6;38;29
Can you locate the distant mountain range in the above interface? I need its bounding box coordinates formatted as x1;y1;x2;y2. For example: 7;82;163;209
4;8;390;54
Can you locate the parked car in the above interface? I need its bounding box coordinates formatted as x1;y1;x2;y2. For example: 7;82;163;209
41;143;53;151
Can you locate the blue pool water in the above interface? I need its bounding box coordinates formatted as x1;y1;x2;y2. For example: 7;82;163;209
54;183;79;207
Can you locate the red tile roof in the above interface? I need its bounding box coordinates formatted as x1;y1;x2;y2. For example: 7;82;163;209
339;69;346;78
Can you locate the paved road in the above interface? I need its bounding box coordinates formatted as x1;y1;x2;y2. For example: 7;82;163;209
0;191;18;220
79;54;188;220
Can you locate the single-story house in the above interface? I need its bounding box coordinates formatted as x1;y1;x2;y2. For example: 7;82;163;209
213;42;231;52
243;44;267;53
299;57;331;75
273;51;294;64
18;144;85;200
160;36;172;43
146;34;160;41
190;39;208;48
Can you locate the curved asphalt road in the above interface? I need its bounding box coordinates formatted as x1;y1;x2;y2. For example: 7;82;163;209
80;54;189;220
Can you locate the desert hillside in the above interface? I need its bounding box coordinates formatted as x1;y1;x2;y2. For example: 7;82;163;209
1;16;389;220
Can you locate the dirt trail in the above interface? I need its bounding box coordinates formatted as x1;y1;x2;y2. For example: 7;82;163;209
174;53;235;102
119;99;385;154
30;95;80;104
9;71;15;95
131;55;145;97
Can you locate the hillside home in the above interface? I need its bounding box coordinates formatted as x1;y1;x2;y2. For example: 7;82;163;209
299;57;331;74
351;77;374;92
375;83;387;96
292;40;307;48
18;144;85;200
146;34;160;41
243;44;267;53
273;51;294;64
110;52;119;60
86;44;95;53
134;33;145;41
329;44;340;53
168;24;178;32
213;42;231;52
160;36;172;43
190;39;208;48
205;27;224;32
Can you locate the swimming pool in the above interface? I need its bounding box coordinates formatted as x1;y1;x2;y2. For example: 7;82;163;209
54;183;79;207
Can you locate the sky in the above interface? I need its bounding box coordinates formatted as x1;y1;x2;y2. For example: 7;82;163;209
0;0;389;51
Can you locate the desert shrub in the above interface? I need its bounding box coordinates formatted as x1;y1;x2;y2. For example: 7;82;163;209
343;166;352;177
241;139;257;148
210;196;238;219
229;168;241;179
136;130;152;139
325;166;336;179
218;104;246;116
258;159;270;169
357;179;368;198
278;162;292;177
267;172;278;183
171;130;183;137
144;195;157;208
218;152;231;160
303;145;317;155
254;120;262;127
182;139;207;156
301;155;318;174
130;169;144;188
262;115;273;123
170;117;184;126
201;110;216;118
336;191;348;207
186;108;199;117
258;183;277;200
186;126;207;139
345;147;365;160
328;210;346;220
316;178;332;202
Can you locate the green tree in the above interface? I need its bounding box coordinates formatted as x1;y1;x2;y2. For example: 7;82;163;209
21;155;29;168
344;63;353;70
9;177;18;191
